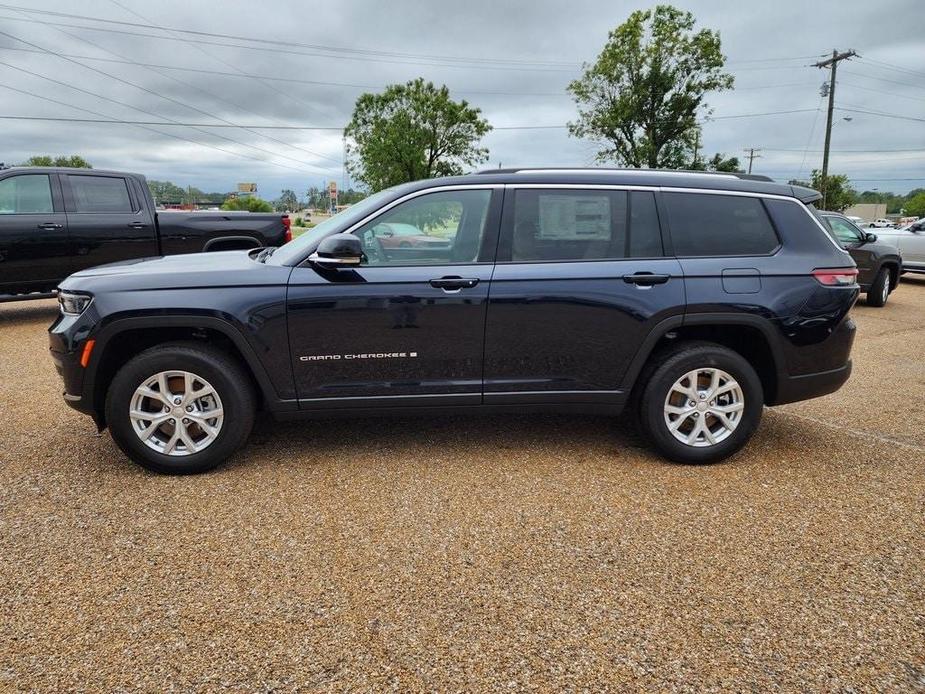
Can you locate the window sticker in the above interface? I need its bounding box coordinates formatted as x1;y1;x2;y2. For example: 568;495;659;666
537;195;611;240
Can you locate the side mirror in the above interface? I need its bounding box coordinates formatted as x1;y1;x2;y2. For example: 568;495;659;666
309;233;363;268
865;232;877;243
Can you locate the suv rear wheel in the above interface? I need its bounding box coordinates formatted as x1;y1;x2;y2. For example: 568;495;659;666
105;342;256;474
638;342;763;464
867;267;891;307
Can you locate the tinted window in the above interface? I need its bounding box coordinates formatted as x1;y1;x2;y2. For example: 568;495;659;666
510;189;662;262
825;216;863;244
354;189;491;266
0;175;53;214
68;176;133;213
665;193;779;256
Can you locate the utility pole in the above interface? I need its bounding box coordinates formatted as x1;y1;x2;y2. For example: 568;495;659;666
743;147;762;174
813;48;857;208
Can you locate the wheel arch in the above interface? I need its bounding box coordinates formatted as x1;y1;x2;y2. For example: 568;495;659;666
622;314;785;406
202;235;261;252
86;315;291;429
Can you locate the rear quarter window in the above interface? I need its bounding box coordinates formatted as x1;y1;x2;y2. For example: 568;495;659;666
664;193;779;257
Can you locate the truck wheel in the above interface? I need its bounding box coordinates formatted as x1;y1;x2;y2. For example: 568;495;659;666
866;267;890;307
638;342;763;465
105;342;256;474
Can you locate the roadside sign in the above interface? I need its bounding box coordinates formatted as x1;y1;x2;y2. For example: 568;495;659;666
237;183;257;193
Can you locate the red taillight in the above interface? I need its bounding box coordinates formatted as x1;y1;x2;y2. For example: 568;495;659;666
812;268;858;286
282;215;292;243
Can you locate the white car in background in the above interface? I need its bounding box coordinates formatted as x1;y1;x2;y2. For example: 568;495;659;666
877;219;925;275
870;218;896;228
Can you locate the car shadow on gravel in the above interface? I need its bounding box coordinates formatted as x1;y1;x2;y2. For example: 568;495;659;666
237;412;653;470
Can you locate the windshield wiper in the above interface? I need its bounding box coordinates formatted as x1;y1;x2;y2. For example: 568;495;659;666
255;246;277;263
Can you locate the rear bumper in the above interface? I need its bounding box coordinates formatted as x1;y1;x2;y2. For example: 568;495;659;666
772;361;852;406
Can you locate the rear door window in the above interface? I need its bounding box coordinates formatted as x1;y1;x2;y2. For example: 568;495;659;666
67;175;134;213
664;193;779;256
0;175;53;214
507;189;663;261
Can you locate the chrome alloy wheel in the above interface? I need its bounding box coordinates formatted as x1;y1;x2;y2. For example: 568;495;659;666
663;368;745;447
129;370;224;456
881;275;890;304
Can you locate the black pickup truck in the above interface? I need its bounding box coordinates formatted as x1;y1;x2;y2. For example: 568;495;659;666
0;166;291;300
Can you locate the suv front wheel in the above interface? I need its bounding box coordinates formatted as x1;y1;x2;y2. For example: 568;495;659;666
638;342;764;464
105;342;256;474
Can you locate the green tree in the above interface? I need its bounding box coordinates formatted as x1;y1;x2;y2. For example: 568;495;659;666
147;180;186;203
690;152;740;172
905;191;925;217
789;170;857;212
275;189;299;212
221;196;273;212
567;5;733;168
345;78;491;192
22;154;92;168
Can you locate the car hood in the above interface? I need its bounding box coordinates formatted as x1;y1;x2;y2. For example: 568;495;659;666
60;250;293;292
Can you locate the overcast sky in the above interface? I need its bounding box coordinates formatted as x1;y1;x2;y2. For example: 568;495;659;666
1;0;923;196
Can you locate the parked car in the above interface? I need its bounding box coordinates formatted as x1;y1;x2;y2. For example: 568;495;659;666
49;168;859;474
371;222;452;250
0;167;291;301
817;212;902;306
876;219;925;276
869;218;895;228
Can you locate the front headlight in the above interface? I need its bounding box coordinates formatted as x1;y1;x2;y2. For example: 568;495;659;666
58;291;93;316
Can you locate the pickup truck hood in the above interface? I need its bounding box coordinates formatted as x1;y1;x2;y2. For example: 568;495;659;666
60;250;293;291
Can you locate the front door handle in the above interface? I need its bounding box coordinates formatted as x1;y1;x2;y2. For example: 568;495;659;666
128;222;148;229
37;222;63;230
623;272;670;286
430;276;480;291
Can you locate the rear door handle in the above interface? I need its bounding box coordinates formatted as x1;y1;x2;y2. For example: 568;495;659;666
37;222;63;230
623;272;670;286
430;276;480;291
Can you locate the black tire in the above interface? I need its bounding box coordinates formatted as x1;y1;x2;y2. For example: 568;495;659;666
638;342;764;465
866;267;891;307
105;342;256;474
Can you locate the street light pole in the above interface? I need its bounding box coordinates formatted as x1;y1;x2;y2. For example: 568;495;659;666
813;48;857;209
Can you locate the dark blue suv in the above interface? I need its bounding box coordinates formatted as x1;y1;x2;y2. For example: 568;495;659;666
49;168;859;473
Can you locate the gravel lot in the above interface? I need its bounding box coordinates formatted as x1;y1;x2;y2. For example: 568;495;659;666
1;280;923;691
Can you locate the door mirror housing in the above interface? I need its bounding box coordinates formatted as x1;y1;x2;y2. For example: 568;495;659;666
309;233;363;268
864;232;877;243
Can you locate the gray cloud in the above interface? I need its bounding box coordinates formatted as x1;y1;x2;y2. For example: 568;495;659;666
1;0;923;196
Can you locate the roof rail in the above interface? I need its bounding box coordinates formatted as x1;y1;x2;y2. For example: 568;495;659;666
475;166;774;183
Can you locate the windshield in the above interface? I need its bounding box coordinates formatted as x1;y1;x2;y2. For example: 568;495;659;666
269;189;395;266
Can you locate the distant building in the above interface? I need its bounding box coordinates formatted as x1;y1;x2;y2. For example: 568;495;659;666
844;203;887;223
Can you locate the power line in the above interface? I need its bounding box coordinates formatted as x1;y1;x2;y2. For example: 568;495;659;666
0;29;339;173
8;7;342;167
0;81;323;174
839;80;925;104
0;2;583;69
0;10;578;72
0;108;828;131
841;68;925;92
856;57;925;79
836;106;925;123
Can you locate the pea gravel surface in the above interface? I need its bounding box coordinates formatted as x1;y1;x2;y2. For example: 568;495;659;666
1;280;924;692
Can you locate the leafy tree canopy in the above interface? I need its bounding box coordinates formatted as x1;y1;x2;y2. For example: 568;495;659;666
275;189;299;212
22;154;92;168
789;170;857;212
690;152;740;172
568;4;733;168
905;191;925;217
345;78;491;192
221;196;273;213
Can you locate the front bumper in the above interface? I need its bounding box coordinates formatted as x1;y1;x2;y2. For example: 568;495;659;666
48;312;98;418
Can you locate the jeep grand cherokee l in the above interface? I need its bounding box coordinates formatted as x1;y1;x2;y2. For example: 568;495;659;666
49;168;858;474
